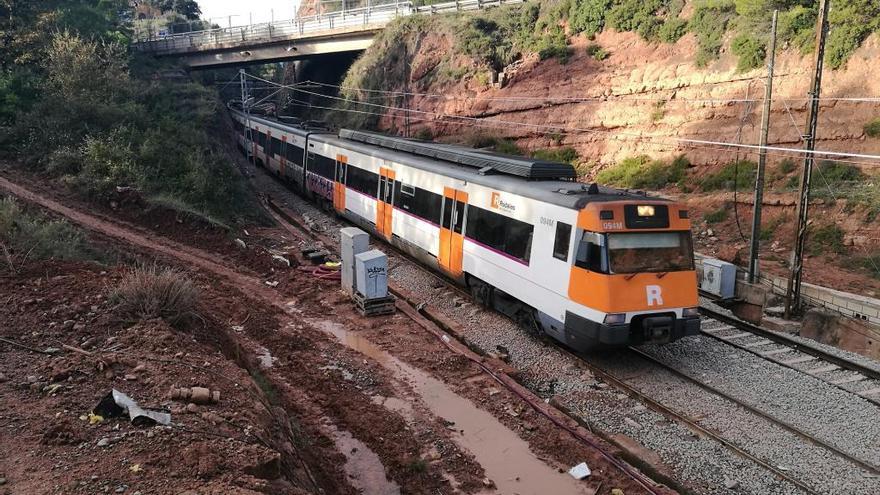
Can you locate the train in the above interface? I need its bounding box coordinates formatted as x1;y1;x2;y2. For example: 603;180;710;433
230;108;700;350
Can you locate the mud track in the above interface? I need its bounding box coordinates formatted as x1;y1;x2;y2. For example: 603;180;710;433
0;174;669;494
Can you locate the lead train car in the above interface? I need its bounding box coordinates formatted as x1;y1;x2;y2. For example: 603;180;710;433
231;109;701;350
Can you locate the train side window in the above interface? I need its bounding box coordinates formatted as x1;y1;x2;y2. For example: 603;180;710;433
553;222;572;261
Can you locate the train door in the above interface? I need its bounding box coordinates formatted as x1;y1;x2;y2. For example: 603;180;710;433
279;136;287;179
333;154;347;213
439;187;468;277
265;130;272;167
376;167;395;239
251;126;259;165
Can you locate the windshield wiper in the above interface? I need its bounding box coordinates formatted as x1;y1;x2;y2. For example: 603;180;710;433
656;272;669;279
624;273;640;281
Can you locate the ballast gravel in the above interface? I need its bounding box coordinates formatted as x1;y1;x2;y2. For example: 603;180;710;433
247;163;880;494
590;348;880;495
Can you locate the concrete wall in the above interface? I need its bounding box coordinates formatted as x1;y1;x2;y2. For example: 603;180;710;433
695;254;880;327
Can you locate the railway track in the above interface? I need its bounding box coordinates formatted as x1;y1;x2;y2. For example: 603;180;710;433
250;162;880;495
698;305;880;407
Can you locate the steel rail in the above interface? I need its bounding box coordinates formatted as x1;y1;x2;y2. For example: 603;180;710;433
627;346;880;477
699;306;880;382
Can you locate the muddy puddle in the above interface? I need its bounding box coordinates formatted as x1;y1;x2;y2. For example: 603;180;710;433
310;319;594;495
323;420;402;495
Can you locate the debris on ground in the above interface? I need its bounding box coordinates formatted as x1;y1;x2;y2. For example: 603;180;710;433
568;462;592;480
93;389;171;426
169;386;220;405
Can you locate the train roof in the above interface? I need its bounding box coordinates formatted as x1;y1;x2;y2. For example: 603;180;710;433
339;129;577;180
230;109;665;210
312;133;661;209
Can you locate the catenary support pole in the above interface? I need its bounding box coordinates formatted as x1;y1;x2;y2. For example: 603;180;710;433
748;10;778;284
785;0;831;319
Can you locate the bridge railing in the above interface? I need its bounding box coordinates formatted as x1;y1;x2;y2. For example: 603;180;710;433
132;0;525;55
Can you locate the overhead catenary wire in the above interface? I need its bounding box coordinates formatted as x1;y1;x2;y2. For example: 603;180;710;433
246;73;880;165
304;80;880;105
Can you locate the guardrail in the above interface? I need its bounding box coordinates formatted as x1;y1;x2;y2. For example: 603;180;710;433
133;0;526;55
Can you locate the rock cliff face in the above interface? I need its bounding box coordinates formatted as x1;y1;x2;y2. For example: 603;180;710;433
331;20;880;293
381;29;880;172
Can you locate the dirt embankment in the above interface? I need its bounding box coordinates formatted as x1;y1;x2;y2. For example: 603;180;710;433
391;29;880;170
0;169;663;495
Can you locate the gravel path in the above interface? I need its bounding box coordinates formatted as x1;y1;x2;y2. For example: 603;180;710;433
246;163;880;494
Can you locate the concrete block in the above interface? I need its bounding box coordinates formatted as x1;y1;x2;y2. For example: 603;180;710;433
355;250;388;300
340;227;369;295
762;316;801;335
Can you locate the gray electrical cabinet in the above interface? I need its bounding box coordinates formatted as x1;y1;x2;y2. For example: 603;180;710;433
340;227;369;295
355;250;388;300
701;258;737;300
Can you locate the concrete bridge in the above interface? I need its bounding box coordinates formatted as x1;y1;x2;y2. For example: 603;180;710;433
132;0;525;69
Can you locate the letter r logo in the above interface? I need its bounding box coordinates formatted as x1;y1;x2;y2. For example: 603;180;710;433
491;192;500;209
646;285;663;306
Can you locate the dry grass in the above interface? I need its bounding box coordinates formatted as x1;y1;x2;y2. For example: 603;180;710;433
111;264;199;327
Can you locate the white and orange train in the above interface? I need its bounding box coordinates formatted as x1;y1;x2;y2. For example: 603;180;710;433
231;108;700;350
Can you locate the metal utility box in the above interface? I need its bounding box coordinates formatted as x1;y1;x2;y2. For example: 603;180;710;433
340;227;370;295
355;250;388;300
701;258;737;300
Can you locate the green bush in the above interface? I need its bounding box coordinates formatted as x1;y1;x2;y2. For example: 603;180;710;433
777;6;817;52
536;27;572;62
658;17;689;43
808;224;846;255
606;0;666;41
779;158;797;174
597;154;689;189
825;0;880;70
532;147;580;164
0;196;94;264
816;161;864;184
700;160;757;191
865;119;880;138
843;253;880;280
651;100;667;123
469;136;524;156
731;33;766;72
586;44;610;61
704;207;729;224
690;0;736;67
568;0;612;36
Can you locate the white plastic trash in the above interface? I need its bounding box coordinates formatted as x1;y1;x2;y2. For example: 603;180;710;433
568;462;592;480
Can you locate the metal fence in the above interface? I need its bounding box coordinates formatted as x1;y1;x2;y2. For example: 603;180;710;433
132;0;525;55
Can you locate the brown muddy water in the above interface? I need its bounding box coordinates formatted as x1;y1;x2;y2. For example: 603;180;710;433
310;318;594;495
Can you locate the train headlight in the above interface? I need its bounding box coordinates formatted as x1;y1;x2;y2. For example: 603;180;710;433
604;313;626;325
682;307;700;318
637;205;656;217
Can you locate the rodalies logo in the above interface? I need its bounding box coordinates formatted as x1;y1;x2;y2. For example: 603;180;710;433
490;192;516;213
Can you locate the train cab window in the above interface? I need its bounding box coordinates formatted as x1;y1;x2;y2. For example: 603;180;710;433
575;231;608;273
553;222;572;261
606;232;694;274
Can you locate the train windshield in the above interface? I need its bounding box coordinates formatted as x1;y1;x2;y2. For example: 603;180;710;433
606;232;694;274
